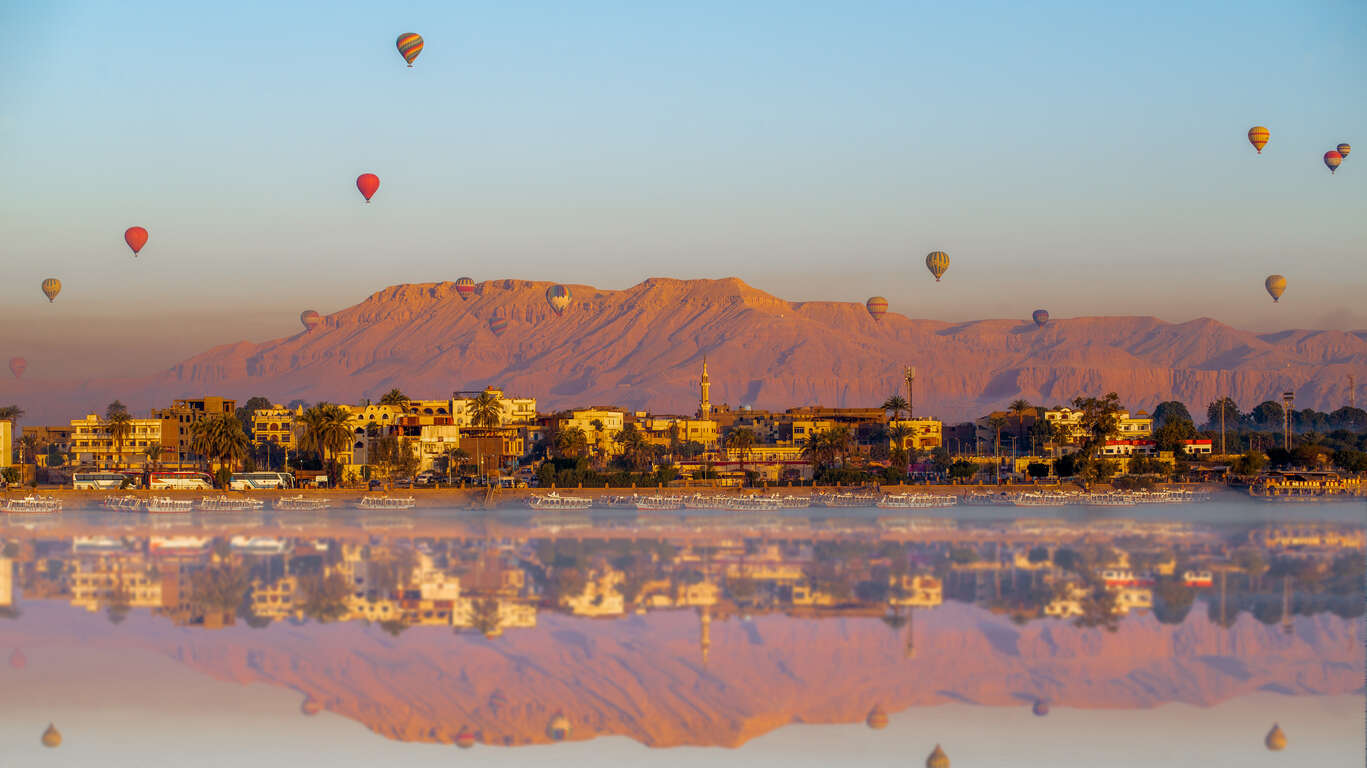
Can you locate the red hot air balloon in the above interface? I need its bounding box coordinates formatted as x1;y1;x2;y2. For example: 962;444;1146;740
1324;150;1342;174
455;277;476;300
1032;309;1050;327
356;173;380;202
456;728;477;749
124;226;148;256
866;297;888;320
396;33;424;67
8;649;26;669
300;310;321;331
9;357;26;379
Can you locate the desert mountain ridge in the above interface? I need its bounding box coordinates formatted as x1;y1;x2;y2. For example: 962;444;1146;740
4;276;1366;425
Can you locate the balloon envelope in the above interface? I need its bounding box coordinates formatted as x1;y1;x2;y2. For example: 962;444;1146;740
1265;724;1286;751
8;357;26;379
455;277;476;300
1265;275;1286;302
456;729;477;749
1247;126;1269;153
866;296;888;319
1324;150;1342;173
356;173;380;202
925;251;950;282
1032;309;1049;327
1337;143;1351;159
488;315;508;335
396;33;424;66
41;724;61;748
124;226;148;255
300;310;321;331
41;278;61;302
545;285;572;315
1032;699;1050;716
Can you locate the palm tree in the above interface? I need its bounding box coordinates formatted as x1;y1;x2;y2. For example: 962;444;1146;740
554;427;588;459
988;414;1009;457
442;446;470;484
827;425;853;468
887;424;912;476
143;443;163;472
466;390;503;429
378;388;410;408
615;423;650;472
107;410;133;470
205;413;251;476
725;428;756;481
18;433;42;466
1009;399;1033;449
298;403;354;483
881;395;909;421
0;405;24;422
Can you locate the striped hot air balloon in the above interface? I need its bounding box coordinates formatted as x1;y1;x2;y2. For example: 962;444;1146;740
8;358;25;379
41;278;61;303
356;173;380;202
866;296;888;320
300;310;321;331
124;226;148;256
488;315;508;335
1265;275;1286;302
925;251;950;282
545;284;572;315
396;33;424;66
1247;126;1270;154
1337;143;1351;159
456;728;477;749
455;277;476;300
1324;150;1342;174
1032;309;1049;327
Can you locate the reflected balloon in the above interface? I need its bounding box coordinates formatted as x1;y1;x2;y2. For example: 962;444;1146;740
545;285;572;315
1324;150;1342;174
455;277;476;300
356;173;380;202
866;297;888;320
1265;275;1286;303
124;226;148;256
1247;126;1269;154
396;33;424;67
41;278;61;303
925;251;950;282
300;310;321;332
9;358;26;379
1032;309;1049;328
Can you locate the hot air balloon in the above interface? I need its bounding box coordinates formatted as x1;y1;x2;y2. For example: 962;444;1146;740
1265;723;1286;751
866;704;889;730
1032;699;1050;716
1265;275;1287;302
455;277;476;300
300;310;321;331
41;724;61;748
545;284;572;315
8;649;26;668
301;697;323;716
41;278;61;303
547;714;571;741
124;226;148;256
925;743;949;768
1032;309;1049;328
356;173;380;202
488;315;508;335
8;358;26;379
1324;150;1342;174
866;296;888;320
396;33;424;67
925;251;950;282
1247;126;1270;154
455;728;477;749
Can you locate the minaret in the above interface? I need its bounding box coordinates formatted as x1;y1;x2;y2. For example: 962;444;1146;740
904;606;916;659
904;366;916;419
699;604;711;666
699;357;712;420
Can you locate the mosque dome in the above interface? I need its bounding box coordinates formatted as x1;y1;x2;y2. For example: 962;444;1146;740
456;727;477;749
1265;723;1287;751
866;704;889;730
926;743;949;768
547;714;571;741
41;723;62;748
9;648;26;669
301;697;323;716
1032;699;1050;716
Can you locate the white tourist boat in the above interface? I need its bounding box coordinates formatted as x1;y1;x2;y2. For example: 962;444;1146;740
683;494;724;510
776;494;812;509
635;495;684;511
1010;492;1075;507
274;495;332;511
875;493;958;509
722;495;780;512
0;496;63;514
1083;492;1138;507
198;496;267;512
358;495;417;511
145;497;194;514
599;495;638;509
101;495;144;512
527;492;593;511
817;492;880;508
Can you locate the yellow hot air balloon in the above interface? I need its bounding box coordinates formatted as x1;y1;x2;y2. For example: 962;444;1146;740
925;251;950;282
41;723;62;748
1265;723;1286;751
41;278;61;303
925;743;950;768
1337;143;1351;159
1265;275;1286;303
1248;126;1270;154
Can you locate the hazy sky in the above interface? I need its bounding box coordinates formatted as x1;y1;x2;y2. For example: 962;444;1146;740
1;0;1364;379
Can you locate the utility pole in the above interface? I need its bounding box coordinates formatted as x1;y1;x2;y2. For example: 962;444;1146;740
1281;391;1294;450
904;366;916;419
1349;375;1356;410
1219;396;1226;457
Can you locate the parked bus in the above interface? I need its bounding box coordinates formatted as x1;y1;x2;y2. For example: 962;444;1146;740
228;472;295;490
148;471;214;490
73;472;138;490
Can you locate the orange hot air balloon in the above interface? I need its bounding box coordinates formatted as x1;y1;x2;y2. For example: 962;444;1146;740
1324;150;1342;174
866;705;889;730
396;33;424;67
456;727;477;749
8;648;26;668
41;724;61;748
865;296;888;320
455;277;476;300
1265;275;1286;302
1247;126;1269;154
9;357;26;379
41;278;61;303
356;173;380;202
301;697;323;716
1337;143;1351;159
124;226;148;256
300;310;321;331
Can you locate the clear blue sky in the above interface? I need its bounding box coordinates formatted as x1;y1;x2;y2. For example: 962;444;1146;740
0;0;1364;377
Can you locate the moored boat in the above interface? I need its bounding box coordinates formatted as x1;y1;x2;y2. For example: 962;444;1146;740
527;492;592;511
1;496;63;514
875;493;958;509
145;497;194;514
274;495;332;511
358;495;417;511
198;496;267;512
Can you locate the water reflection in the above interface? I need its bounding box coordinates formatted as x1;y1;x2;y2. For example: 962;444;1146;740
0;509;1362;751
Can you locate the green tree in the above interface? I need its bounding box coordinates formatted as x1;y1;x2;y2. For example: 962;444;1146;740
1332;448;1367;473
143;443;163;472
1026;462;1051;479
467;390;503;429
297;403;354;484
1153;418;1197;453
724;427;756;479
106;409;133;469
554;426;589;459
1205;397;1242;430
882;394;909;421
378;388;410;408
1249;400;1284;429
1151;401;1193;427
614;423;651;472
947;460;979;482
0;405;24;422
1008;399;1033;445
201;413;251;475
234;396;273;437
1232;450;1267;476
441;446;470;483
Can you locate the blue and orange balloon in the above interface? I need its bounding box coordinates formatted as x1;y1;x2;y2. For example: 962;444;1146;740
1337;143;1351;160
545;284;572;315
1032;309;1049;327
300;310;321;332
396;33;424;67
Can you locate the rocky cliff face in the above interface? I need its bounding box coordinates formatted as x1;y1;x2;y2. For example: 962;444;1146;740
7;277;1366;423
